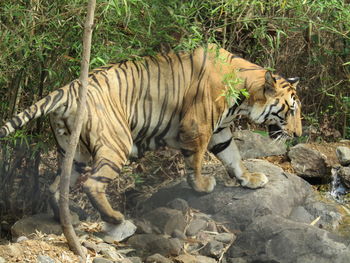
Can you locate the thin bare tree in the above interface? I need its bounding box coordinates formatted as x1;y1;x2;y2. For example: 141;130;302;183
59;0;96;260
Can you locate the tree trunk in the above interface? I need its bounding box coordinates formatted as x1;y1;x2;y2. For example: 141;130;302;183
59;0;96;259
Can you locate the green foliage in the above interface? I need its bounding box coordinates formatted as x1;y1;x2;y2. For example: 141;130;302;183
130;173;145;185
0;0;349;140
221;71;249;104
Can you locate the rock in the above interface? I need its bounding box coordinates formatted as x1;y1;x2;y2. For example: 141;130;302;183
228;215;350;263
82;240;100;253
175;254;196;263
97;243;122;261
201;240;224;258
144;207;186;235
134;219;153;234
166;198;189;213
288;143;330;178
214;232;235;244
288;206;314;224
128;257;143;263
0;257;5;263
193;212;211;221
146;253;173;263
186;219;207;236
138;159;349;262
36;255;55;263
226;258;247;263
15;236;28;243
206;221;218;232
102;220;137;242
93;258;113;263
303;198;343;229
195;255;217;263
338;166;350;188
140;159;314;231
171;229;186;240
336;146;350;166
233;130;287;159
128;234;183;256
119;259;133;263
11;213;63;239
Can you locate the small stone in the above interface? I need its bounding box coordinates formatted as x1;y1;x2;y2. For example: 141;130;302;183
167;198;189;213
168;238;183;255
144;207;186;235
92;258;113;263
15;236;28;243
128;257;143;263
171;229;186;240
0;257;5;263
102;220;137;242
82;240;100;253
94;233;117;244
195;255;217;263
134;219;153;234
175;254;196;263
186;219;207;236
201;240;224;258
97;243;122;261
226;258;247;263
194;212;211;221
128;234;183;256
146;253;173;263
185;242;201;253
206;221;218;232
214;233;235;244
119;259;133;263
336;146;350;166
36;254;55;263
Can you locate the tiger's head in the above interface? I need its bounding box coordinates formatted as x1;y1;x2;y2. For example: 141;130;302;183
246;71;302;139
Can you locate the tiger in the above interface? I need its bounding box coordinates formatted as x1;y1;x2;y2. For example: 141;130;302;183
0;44;301;225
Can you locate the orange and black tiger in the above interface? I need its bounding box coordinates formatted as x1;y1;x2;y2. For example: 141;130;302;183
0;44;301;225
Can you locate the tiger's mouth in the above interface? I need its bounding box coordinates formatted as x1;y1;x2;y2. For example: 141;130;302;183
268;124;283;139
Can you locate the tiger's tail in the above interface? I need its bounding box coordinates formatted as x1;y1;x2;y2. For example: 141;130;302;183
0;86;70;139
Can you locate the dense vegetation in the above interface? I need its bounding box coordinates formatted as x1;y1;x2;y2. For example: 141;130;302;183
0;0;349;220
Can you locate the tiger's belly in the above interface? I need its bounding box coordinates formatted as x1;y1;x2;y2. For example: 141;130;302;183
130;120;181;158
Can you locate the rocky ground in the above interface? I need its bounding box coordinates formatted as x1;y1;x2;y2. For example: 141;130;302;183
0;131;350;263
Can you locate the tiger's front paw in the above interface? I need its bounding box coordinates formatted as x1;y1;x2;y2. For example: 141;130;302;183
187;174;216;193
240;172;268;189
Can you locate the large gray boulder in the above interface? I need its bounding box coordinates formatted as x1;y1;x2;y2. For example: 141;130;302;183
138;159;348;263
233;130;287;159
228;214;350;263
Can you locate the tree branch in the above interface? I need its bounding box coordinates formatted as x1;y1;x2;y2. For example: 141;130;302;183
59;0;96;260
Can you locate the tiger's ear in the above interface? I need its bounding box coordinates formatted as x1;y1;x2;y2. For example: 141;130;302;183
286;77;300;89
264;71;276;95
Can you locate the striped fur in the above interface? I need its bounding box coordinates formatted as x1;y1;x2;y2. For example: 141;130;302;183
0;44;302;224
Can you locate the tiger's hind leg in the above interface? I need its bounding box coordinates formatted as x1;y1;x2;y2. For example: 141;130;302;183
209;127;268;188
179;120;216;193
208;127;268;188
